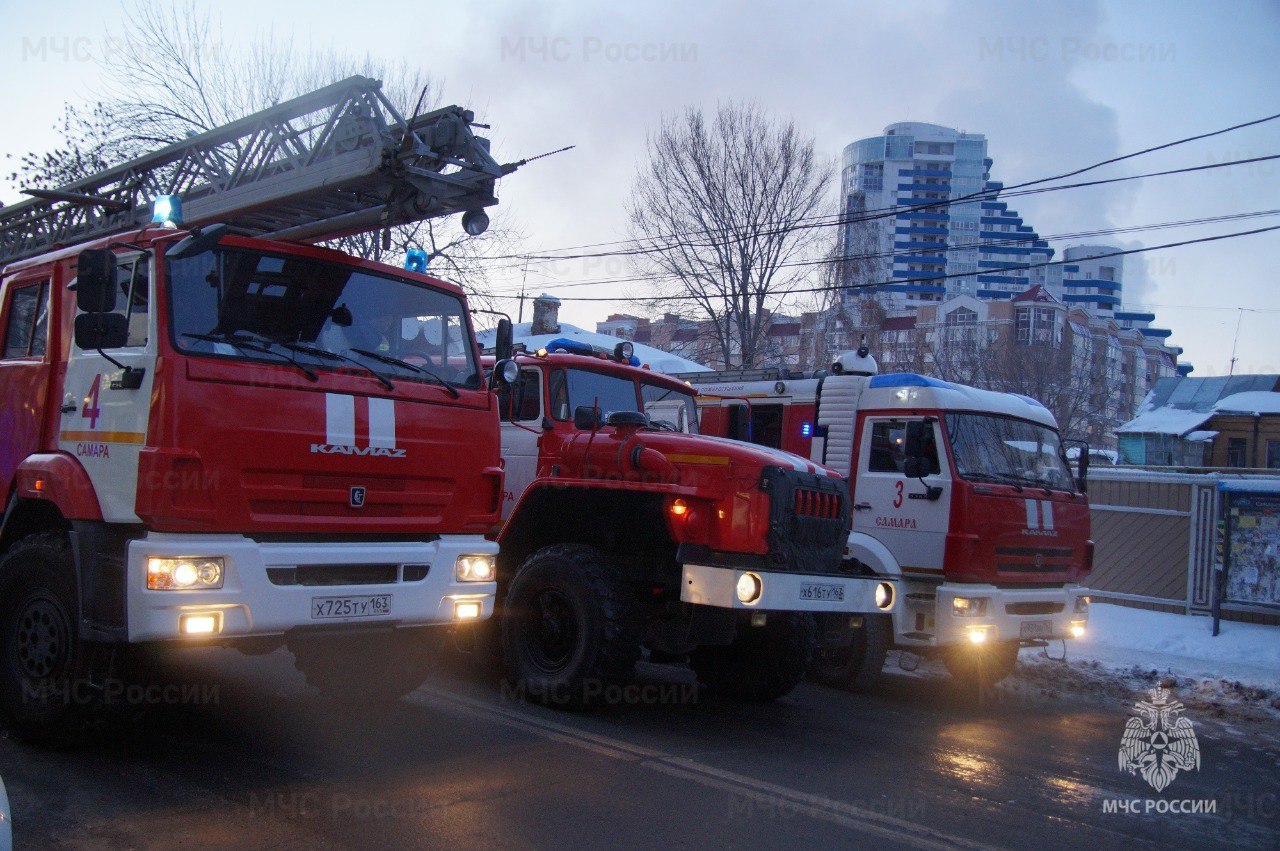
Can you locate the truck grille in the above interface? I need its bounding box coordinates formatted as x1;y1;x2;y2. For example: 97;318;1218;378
266;563;405;586
760;466;850;574
1005;601;1065;616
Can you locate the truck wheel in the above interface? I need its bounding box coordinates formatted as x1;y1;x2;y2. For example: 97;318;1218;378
501;544;640;708
942;640;1020;687
0;534;95;745
691;613;817;702
809;613;890;692
290;628;444;705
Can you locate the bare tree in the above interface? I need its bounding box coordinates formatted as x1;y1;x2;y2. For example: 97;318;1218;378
6;1;521;296
627;103;832;369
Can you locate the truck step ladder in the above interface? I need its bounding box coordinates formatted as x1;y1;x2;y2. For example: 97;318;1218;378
0;75;517;266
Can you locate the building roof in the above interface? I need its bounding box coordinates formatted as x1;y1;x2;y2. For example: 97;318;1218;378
1117;375;1280;436
1011;285;1061;304
1213;391;1280;415
476;321;709;374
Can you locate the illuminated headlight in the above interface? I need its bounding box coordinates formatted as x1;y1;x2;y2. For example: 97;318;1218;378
1074;595;1090;614
875;582;895;611
454;601;483;620
454;554;496;583
952;596;988;618
148;557;224;590
1069;621;1087;640
967;626;991;645
736;572;763;605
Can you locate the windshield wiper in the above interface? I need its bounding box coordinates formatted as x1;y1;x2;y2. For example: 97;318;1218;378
183;332;318;382
962;471;1024;492
349;348;460;398
279;341;394;391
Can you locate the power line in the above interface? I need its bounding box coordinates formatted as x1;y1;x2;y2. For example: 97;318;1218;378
472;112;1280;265
484;208;1280;296
508;224;1280;303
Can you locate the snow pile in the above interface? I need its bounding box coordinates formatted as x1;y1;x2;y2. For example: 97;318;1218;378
1013;603;1280;718
1213;391;1280;416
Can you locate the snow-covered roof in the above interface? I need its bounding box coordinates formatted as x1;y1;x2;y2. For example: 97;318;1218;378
476;322;709;374
1115;407;1213;436
1212;391;1280;416
1184;430;1218;443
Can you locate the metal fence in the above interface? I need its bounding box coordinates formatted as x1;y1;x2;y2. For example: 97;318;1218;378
1086;468;1280;624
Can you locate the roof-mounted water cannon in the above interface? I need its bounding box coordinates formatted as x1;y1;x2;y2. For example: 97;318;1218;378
831;336;879;376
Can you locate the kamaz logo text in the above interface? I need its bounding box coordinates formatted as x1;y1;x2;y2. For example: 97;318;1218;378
310;444;407;458
312;394;406;459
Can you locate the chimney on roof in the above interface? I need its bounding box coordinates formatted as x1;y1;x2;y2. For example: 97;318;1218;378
531;293;561;335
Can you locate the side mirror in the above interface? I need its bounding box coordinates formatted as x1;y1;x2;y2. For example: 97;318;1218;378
74;312;128;350
903;420;927;459
167;223;229;260
573;405;602;431
903;457;924;479
1077;446;1090;494
495;317;514;362
76;249;117;313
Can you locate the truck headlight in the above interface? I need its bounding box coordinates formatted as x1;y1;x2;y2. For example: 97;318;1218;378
875;582;895;611
147;557;224;590
1074;595;1090;614
455;554;496;582
952;596;988;618
736;572;763;604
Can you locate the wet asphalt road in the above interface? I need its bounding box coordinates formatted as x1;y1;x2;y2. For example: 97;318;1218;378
1;646;1277;850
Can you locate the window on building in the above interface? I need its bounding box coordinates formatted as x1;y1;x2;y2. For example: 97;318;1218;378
1226;437;1248;468
3;280;50;360
1267;440;1280;470
1099;266;1115;281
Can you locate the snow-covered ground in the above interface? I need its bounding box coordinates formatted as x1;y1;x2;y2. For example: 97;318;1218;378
1062;603;1280;688
1010;603;1280;720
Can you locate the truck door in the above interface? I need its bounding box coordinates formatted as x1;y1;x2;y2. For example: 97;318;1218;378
57;252;157;522
497;367;542;520
0;277;52;491
850;416;951;576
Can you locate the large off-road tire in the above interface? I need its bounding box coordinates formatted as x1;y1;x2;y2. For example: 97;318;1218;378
289;628;445;705
691;613;817;702
809;613;891;692
500;544;640;708
0;534;96;746
942;639;1020;689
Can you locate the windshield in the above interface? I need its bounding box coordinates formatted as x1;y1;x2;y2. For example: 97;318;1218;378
641;382;699;433
944;413;1074;490
166;247;480;389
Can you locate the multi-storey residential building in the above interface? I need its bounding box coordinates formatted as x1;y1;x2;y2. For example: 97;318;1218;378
838;122;1057;311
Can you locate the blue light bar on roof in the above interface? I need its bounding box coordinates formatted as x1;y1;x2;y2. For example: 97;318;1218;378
404;249;427;273
868;373;953;390
1010;393;1047;409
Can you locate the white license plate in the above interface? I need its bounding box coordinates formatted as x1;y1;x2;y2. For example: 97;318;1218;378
311;594;392;620
800;582;845;602
1020;619;1052;638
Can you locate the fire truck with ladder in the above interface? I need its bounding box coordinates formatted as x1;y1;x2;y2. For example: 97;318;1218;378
0;77;519;742
678;346;1092;690
477;338;897;705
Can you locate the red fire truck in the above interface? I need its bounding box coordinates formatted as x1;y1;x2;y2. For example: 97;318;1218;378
681;347;1092;689
0;78;515;742
480;339;896;706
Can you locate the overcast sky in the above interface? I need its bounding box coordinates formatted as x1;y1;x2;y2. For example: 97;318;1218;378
2;0;1277;375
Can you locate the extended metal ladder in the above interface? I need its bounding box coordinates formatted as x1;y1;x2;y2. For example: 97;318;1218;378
0;75;516;266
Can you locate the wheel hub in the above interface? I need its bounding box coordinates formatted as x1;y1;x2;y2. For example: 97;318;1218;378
526;589;579;672
15;596;69;680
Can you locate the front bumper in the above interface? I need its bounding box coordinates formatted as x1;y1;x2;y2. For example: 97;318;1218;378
125;533;497;642
927;583;1088;647
680;563;897;614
